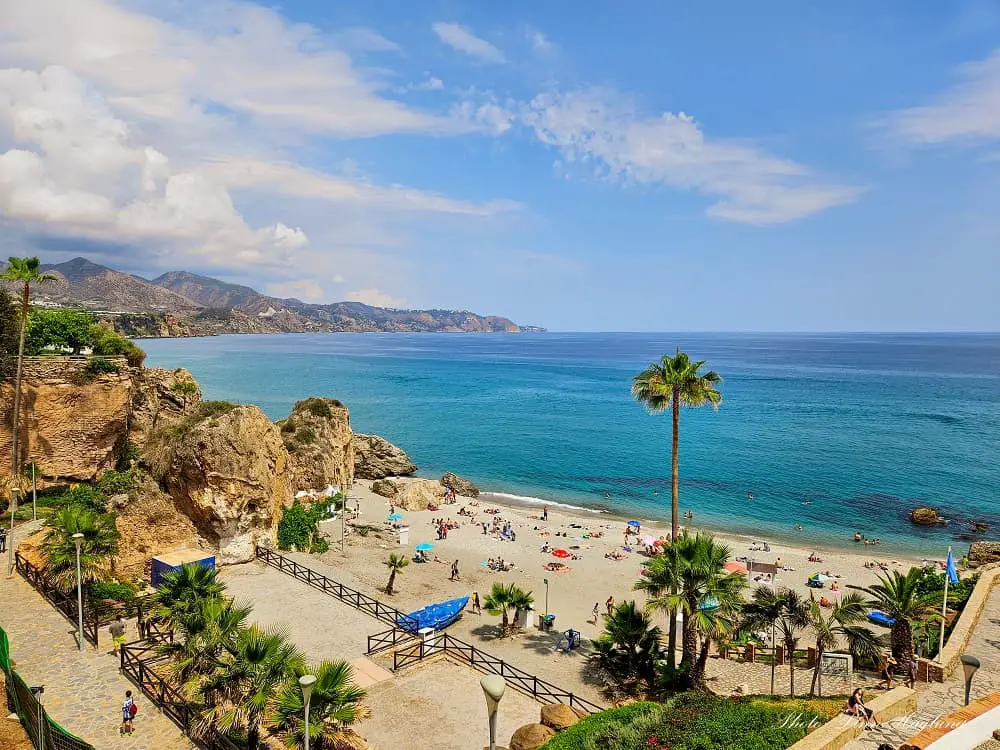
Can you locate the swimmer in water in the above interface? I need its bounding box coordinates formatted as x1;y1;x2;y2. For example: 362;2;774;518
747;492;754;501
795;524;804;531
802;499;813;505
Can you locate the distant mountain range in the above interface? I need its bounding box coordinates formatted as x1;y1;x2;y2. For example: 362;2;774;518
6;257;541;337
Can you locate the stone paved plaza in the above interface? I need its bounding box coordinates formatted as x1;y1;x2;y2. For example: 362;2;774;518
0;521;194;750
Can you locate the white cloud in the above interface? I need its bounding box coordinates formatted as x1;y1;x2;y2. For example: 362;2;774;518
518;90;860;224
346;287;406;308
268;279;324;301
889;50;1000;144
431;22;505;64
332;27;402;53
527;29;556;54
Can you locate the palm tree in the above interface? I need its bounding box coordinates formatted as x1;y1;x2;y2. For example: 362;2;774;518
744;587;811;697
161;595;252;697
510;586;535;630
806;594;880;697
850;568;939;664
1;257;56;483
483;582;517;631
274;660;370;749
742;586;790;695
591;600;663;696
637;532;744;686
631;350;721;670
631;349;722;541
40;505;119;590
199;624;306;750
155;562;227;626
383;553;408;595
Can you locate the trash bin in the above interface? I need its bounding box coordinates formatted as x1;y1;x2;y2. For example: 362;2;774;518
540;614;556;632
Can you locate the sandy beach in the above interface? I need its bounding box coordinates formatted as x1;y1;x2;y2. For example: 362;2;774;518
315;480;926;646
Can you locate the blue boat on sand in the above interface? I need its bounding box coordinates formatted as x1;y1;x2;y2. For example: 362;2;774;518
866;610;896;628
398;596;469;632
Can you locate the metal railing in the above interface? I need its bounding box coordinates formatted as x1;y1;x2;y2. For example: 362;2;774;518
119;641;241;750
15;552;154;647
390;632;604;715
255;546;419;631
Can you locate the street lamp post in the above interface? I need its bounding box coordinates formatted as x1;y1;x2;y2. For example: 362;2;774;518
299;674;316;750
961;654;981;706
72;533;84;652
480;675;506;750
543;578;549;618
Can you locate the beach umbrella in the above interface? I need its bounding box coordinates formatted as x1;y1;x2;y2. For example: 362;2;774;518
810;572;831;582
552;549;571;559
415;543;434;552
641;535;656;546
627;520;641;527
698;596;720;612
388;513;404;520
724;561;747;574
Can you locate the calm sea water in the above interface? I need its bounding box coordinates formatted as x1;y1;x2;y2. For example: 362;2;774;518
139;332;1000;556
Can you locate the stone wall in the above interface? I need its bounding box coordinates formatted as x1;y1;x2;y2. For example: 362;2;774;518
786;686;917;750
930;564;1000;681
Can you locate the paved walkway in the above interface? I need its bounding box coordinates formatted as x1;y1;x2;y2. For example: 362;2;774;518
0;521;194;750
845;584;1000;749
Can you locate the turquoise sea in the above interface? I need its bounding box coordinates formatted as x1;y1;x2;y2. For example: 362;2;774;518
139;332;1000;556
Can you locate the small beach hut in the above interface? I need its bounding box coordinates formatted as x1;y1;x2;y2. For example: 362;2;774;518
151;549;215;587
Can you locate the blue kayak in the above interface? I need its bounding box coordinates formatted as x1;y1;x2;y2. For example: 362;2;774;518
398;596;469;632
867;610;896;627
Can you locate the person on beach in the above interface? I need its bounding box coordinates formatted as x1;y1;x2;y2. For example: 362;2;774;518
450;560;459;581
120;690;136;736
880;653;897;689
605;596;615;616
592;603;600;624
0;527;6;553
472;591;481;614
110;615;127;655
543;507;548;521
907;654;918;688
847;688;878;729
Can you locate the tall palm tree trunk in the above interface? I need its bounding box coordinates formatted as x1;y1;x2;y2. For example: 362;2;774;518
9;283;29;495
890;620;913;664
681;611;697;672
770;623;776;694
692;636;712;689
809;645;823;697
666;389;680;669
787;639;796;697
386;570;396;595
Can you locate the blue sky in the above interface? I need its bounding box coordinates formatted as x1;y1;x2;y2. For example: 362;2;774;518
1;0;999;330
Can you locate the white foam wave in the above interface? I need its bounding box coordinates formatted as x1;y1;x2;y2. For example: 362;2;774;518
481;491;605;514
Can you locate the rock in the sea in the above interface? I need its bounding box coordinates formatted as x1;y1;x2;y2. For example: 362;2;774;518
540;704;580;731
280;397;354;492
354;434;417;479
146;402;293;564
910;507;941;526
969;541;1000;568
130;367;202;447
368;477;445;511
441;471;480;498
509;723;555;750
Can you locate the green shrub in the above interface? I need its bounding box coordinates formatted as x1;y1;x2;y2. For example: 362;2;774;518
97;469;136;496
280;420;296;434
277;499;331;552
294;427;316;445
88;579;137;603
170;380;199;396
70;356;121;384
302;398;332;418
116;440;141;471
542;694;826;750
62;484;108;513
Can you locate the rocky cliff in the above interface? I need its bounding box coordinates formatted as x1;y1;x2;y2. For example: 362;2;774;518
0;357;134;482
145;402;293;563
280;397;354;492
354;434;417;479
130;367;202;446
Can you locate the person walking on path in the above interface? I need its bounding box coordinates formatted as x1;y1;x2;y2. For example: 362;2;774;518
605;596;615;616
450;560;459;581
592;602;600;624
120;690;136;736
472;591;481;614
109;615;126;656
0;527;6;553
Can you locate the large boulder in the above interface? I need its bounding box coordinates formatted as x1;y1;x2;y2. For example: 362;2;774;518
442;471;480;498
130;367;202;447
280;398;354;492
368;477;445;511
910;507;941;526
509;723;555;750
540;703;580;731
354;434;416;479
146;402;293;564
0;357;135;483
969;542;1000;568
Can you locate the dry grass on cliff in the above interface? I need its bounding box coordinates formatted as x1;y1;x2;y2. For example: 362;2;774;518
143;399;238;479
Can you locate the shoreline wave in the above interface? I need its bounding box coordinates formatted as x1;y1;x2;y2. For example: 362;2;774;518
479;491;606;515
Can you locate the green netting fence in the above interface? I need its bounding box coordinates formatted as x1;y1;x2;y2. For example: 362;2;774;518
0;626;96;750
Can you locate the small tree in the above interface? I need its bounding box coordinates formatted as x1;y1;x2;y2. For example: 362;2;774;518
807;593;880;697
484;582;521;631
41;505;119;590
510;586;535;629
591;600;663;696
26;309;94;355
274;660;370;749
384;553;408;595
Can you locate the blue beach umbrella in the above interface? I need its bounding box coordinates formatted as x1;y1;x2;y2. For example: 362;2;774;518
627;520;641;527
388;513;404;520
415;543;434;552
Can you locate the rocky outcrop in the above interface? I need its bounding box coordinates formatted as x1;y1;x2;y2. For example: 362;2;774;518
354;434;416;479
368;477;445;511
540;704;580;731
146;403;293;564
969;542;1000;568
441;471;480;498
509;723;555;750
910;507;942;526
280;398;354;492
129;367;202;446
0;357;134;482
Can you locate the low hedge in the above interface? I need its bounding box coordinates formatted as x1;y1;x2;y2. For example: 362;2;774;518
542;693;828;750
